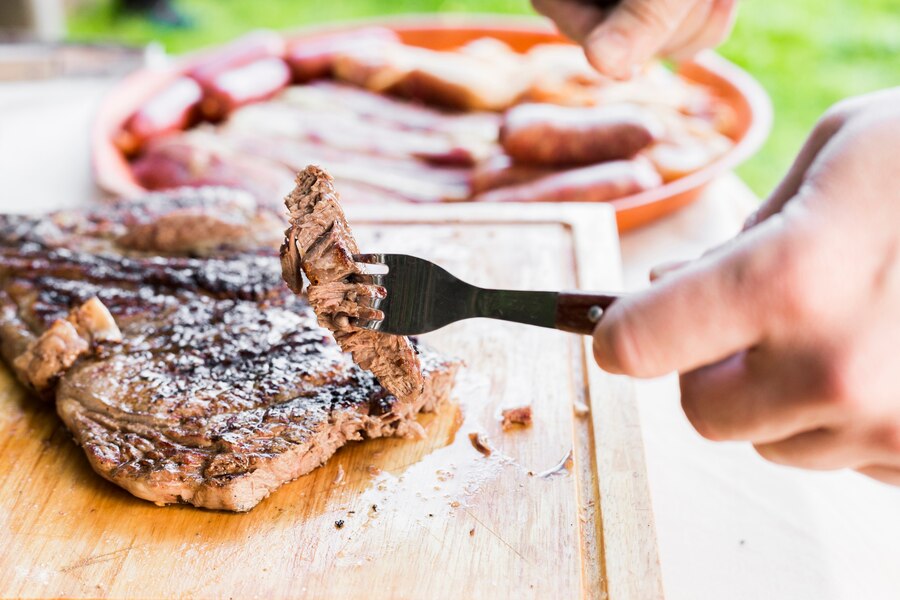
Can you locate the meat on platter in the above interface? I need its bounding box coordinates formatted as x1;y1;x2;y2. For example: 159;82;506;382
121;32;736;206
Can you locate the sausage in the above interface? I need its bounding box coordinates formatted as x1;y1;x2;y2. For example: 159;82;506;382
199;57;292;121
471;160;662;203
187;30;285;87
284;27;399;82
469;154;558;195
499;103;662;166
115;77;203;155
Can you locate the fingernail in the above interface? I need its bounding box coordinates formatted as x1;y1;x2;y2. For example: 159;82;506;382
649;259;689;281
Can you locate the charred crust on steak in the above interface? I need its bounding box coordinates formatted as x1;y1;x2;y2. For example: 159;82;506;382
114;187;283;254
281;165;425;402
0;187;458;512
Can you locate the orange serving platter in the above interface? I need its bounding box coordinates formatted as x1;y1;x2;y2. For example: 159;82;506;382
92;15;772;231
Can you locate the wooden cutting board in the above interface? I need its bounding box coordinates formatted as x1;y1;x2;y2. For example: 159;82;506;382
0;203;661;599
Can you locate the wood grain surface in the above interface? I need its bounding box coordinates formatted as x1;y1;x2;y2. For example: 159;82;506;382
0;203;661;599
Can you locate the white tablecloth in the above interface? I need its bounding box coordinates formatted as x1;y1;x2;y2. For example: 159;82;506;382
2;78;900;600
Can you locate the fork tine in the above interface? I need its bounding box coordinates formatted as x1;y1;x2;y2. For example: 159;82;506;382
350;273;385;286
352;253;386;265
352;316;383;331
350;253;480;335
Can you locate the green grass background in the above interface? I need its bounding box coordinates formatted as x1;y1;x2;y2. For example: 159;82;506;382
68;0;899;196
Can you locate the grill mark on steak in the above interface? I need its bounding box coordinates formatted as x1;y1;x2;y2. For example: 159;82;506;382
0;187;457;511
281;165;426;402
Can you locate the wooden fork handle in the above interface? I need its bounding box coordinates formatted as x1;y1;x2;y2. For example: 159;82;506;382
554;292;619;335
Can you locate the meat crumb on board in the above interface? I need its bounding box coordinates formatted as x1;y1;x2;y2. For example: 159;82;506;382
333;464;345;485
500;405;532;430
468;432;492;457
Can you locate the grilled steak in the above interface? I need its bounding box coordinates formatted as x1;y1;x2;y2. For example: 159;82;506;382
281;166;425;402
0;187;457;511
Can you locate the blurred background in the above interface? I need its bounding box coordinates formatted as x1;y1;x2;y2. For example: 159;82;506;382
2;0;897;196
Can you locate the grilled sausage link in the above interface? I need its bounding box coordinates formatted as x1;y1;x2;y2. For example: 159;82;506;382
115;77;203;155
187;31;285;86
199;57;292;121
469;154;558;195
500;103;661;166
472;159;662;203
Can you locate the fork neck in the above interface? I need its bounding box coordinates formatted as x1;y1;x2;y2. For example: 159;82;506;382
471;288;558;330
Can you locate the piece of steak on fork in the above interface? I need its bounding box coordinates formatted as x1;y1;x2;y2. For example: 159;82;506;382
281;165;426;403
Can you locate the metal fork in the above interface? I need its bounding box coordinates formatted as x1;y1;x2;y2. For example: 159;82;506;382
351;253;618;336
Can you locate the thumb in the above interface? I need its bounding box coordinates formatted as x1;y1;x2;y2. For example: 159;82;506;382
594;214;792;377
584;0;692;78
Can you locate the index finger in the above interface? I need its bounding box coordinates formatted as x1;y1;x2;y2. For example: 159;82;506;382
583;0;695;78
531;0;607;44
